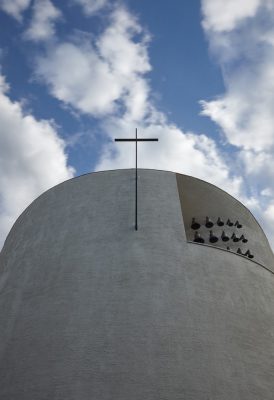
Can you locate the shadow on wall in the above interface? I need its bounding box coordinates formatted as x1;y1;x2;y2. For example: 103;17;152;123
176;173;274;272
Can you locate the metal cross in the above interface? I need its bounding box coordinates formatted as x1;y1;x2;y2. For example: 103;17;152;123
115;128;158;231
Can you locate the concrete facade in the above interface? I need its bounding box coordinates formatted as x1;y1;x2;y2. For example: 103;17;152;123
0;169;274;399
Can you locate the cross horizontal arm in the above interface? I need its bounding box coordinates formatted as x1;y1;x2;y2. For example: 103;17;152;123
115;138;158;142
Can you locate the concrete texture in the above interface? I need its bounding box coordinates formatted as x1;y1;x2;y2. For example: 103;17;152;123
176;174;274;270
0;169;274;400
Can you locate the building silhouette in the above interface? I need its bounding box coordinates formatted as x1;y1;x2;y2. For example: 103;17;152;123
0;169;274;399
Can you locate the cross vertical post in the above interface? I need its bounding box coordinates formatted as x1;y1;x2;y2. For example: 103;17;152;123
115;129;158;231
135;128;138;230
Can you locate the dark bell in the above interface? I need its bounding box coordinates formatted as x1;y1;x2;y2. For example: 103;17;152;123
237;248;243;255
245;250;254;259
205;216;214;228
193;231;204;244
217;217;224;226
209;230;218;243
240;234;248;243
191;217;200;230
235;220;242;229
221;230;229;242
226;219;233;227
231;232;240;242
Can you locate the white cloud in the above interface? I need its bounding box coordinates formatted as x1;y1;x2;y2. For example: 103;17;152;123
201;0;274;247
24;0;62;42
34;5;242;197
0;0;272;250
201;0;264;32
239;150;274;178
260;202;274;247
264;202;274;222
35;3;274;248
34;5;243;199
36;42;125;115
0;74;74;249
0;0;31;21
200;92;274;152
96;118;242;199
97;7;151;121
201;0;274;152
261;188;273;197
35;7;151;118
72;0;108;15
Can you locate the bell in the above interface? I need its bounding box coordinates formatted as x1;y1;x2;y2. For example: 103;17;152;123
191;217;200;230
217;217;224;226
193;231;204;243
209;230;218;243
235;220;242;229
237;248;243;255
240;234;248;243
221;230;229;242
245;250;254;259
205;216;214;228
226;219;233;227
231;232;240;242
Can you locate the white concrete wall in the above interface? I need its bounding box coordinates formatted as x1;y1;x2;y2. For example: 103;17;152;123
0;169;273;399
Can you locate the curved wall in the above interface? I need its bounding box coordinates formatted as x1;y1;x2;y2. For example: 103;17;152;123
176;174;274;270
0;169;274;400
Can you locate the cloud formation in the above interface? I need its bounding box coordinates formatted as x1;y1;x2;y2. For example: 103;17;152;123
24;0;62;42
36;7;151;119
1;0;272;248
0;0;31;21
34;5;242;201
96;118;242;198
0;74;74;248
201;0;263;32
201;0;274;245
72;0;108;15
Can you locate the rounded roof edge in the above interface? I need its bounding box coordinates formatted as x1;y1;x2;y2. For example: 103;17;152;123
0;168;272;255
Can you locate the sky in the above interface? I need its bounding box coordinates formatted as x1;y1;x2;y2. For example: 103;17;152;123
0;0;274;250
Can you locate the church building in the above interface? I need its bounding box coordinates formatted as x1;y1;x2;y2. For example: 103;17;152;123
0;169;274;399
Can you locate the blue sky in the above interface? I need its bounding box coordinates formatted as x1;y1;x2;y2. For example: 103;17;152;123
0;0;274;249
